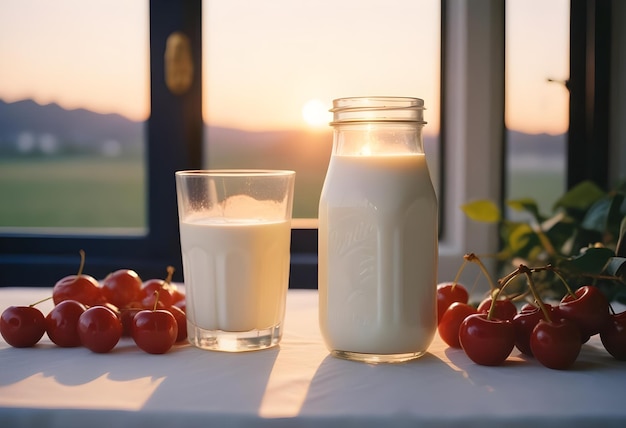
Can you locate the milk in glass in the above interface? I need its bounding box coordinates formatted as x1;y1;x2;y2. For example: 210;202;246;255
180;218;290;332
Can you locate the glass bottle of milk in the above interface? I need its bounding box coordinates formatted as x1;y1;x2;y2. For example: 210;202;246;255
318;97;438;363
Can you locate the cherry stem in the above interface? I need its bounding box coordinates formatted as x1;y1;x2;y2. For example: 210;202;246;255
164;266;175;286
486;288;499;320
77;249;86;278
464;253;498;292
451;258;469;289
29;295;53;308
520;264;552;323
485;266;523;320
533;264;576;298
152;290;160;312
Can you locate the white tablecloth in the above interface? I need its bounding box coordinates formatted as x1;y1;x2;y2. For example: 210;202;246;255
1;287;625;428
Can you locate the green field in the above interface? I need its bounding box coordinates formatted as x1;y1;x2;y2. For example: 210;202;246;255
0;156;565;229
0;156;146;229
0;155;324;229
507;168;566;217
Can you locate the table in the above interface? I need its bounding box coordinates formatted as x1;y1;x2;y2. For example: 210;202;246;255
1;287;625;428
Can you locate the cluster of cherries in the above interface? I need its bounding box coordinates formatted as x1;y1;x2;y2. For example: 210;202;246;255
437;253;626;369
0;251;187;354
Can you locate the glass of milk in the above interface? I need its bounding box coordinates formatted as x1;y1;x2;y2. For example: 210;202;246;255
318;97;438;363
175;169;295;352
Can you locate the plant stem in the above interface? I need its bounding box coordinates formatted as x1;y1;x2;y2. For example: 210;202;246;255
541;265;576;298
165;266;175;286
464;253;498;292
77;249;86;278
520;264;552;323
451;258;469;289
152;290;160;312
29;295;53;308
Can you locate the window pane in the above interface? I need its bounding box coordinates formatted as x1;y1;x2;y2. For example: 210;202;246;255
203;0;441;220
0;0;149;235
505;0;569;215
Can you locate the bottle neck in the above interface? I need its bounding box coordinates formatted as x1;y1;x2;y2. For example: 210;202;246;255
332;122;425;156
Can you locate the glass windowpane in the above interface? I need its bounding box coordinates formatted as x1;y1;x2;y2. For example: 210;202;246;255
203;0;441;220
505;0;569;216
0;0;149;235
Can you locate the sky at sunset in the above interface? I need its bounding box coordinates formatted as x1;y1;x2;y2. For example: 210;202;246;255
0;0;569;135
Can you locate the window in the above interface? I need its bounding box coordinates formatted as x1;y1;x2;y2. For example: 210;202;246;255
0;1;202;286
1;1;623;289
202;0;441;222
201;0;441;288
0;1;149;234
505;0;569;217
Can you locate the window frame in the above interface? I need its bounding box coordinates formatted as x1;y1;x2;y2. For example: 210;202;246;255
0;0;203;286
4;0;621;289
0;0;505;288
436;0;504;289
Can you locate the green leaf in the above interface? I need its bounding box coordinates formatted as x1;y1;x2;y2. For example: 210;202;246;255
544;219;576;253
461;200;501;223
507;223;533;253
605;256;626;278
511;226;541;257
506;198;543;222
607;194;625;238
554;180;605;212
581;194;624;232
558;246;615;276
616;217;626;257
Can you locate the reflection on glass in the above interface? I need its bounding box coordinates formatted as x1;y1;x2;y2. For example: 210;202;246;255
202;0;441;220
0;1;149;234
505;0;569;216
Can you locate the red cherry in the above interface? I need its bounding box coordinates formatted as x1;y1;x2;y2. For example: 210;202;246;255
52;250;104;307
45;300;87;347
0;305;46;347
139;266;179;308
558;285;610;338
477;297;518;321
459;313;515;366
101;269;142;308
530;318;581;370
120;304;144;337
131;309;178;354
170;287;186;306
53;274;104;307
436;282;469;324
77;306;123;353
168;305;187;342
512;303;556;356
141;286;174;309
438;302;477;348
173;299;186;313
600;311;626;360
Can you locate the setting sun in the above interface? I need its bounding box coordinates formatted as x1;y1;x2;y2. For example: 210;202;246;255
301;99;331;128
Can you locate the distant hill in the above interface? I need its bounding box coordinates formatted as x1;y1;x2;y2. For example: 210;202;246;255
507;129;565;157
0;98;565;159
0;99;143;154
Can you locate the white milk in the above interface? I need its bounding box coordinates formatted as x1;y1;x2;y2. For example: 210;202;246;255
319;153;438;355
180;218;290;332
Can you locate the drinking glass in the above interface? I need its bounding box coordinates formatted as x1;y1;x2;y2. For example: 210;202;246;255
175;169;295;352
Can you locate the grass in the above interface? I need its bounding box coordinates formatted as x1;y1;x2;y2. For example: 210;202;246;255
0;156;566;229
507;168;566;217
0;156;146;228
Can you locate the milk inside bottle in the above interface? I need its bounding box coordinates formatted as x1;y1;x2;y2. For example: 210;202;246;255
318;97;438;363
